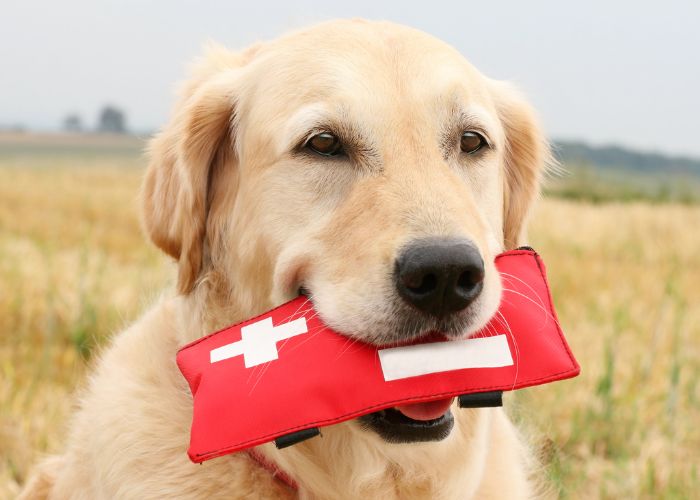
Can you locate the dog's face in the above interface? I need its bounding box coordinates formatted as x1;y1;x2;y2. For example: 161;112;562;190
143;20;547;444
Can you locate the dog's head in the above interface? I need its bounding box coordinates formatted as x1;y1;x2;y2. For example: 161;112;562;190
143;20;549;444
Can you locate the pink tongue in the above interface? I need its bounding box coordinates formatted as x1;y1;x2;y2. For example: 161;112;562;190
395;398;454;421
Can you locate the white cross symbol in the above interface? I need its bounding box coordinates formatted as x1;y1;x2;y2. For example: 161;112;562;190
209;316;308;368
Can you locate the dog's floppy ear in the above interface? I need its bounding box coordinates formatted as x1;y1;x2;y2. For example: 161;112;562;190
142;68;239;294
492;83;552;249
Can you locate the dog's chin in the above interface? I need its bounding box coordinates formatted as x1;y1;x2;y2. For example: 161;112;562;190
358;398;455;443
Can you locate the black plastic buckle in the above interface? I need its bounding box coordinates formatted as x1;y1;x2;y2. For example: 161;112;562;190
274;427;321;449
458;391;503;408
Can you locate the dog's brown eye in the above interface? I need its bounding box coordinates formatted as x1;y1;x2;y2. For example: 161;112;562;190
460;131;486;154
306;132;343;157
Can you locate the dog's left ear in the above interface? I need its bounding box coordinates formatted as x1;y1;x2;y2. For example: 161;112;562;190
142;69;239;294
492;83;552;249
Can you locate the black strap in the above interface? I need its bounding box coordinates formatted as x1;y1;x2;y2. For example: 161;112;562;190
274;427;321;449
458;391;503;408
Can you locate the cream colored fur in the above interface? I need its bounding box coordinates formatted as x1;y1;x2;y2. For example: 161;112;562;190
20;19;550;499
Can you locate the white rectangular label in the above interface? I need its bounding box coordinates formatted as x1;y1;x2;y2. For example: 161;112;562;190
378;334;513;382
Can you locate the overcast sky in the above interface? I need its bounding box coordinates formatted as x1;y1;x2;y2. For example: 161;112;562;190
2;0;698;157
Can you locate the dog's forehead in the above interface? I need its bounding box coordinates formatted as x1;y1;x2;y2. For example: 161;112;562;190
258;23;484;92
240;21;498;144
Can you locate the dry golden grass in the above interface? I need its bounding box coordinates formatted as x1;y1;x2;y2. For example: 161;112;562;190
0;143;173;498
520;200;700;498
1;137;698;498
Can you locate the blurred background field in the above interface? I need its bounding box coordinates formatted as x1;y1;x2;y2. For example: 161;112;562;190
0;133;698;498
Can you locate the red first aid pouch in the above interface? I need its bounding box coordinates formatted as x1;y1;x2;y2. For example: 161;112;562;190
177;248;579;463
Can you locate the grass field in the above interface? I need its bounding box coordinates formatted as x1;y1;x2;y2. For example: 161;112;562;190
1;135;699;498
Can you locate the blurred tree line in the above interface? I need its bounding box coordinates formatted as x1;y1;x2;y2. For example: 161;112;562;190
62;105;127;134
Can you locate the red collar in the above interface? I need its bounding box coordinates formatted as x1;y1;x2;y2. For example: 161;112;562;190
247;449;299;491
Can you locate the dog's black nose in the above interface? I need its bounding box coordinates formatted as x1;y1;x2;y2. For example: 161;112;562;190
395;238;485;317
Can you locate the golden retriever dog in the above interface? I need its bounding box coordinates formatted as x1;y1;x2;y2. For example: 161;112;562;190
21;19;550;499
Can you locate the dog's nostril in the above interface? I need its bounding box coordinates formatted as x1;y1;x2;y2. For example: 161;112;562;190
457;268;484;291
404;273;438;295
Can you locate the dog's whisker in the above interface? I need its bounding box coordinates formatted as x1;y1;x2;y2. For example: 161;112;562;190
495;309;520;390
500;272;548;310
334;335;363;361
500;287;559;328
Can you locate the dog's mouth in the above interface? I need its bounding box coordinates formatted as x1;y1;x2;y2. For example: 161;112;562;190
358;398;455;443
